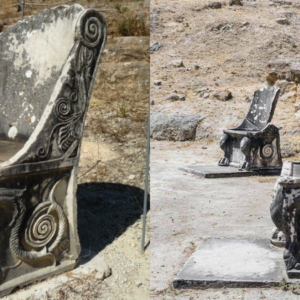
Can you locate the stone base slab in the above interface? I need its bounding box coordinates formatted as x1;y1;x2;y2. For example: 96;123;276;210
179;165;281;178
0;260;76;298
173;238;300;289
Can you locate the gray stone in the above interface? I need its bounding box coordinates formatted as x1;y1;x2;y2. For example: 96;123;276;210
219;87;282;173
154;80;162;86
150;41;162;53
0;5;106;297
276;18;290;25
173;238;290;289
150;113;204;141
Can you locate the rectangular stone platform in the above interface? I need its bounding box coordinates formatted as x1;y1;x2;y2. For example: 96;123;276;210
173;238;298;289
179;165;281;178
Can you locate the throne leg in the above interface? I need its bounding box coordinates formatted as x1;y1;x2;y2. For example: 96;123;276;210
240;137;252;170
218;134;230;166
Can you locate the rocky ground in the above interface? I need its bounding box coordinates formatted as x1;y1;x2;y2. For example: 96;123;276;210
150;0;300;299
150;0;300;158
1;0;150;299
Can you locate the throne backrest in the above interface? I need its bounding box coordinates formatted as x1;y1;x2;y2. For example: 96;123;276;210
0;5;85;141
243;87;280;131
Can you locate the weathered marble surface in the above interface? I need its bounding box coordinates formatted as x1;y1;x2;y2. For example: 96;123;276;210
0;4;106;297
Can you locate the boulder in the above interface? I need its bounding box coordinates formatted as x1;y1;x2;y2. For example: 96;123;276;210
150;113;204;141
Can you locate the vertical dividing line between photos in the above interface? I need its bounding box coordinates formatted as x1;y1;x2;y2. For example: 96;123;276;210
21;0;25;19
141;95;150;252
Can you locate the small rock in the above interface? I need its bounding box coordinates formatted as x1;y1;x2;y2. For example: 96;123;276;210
150;41;162;53
203;93;210;99
171;59;184;67
276;18;290;25
213;90;233;101
165;93;180;101
128;174;135;180
150;100;155;105
204;2;222;9
229;0;243;6
194;64;200;70
154;80;162;86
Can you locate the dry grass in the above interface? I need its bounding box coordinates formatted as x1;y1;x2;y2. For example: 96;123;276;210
117;16;149;36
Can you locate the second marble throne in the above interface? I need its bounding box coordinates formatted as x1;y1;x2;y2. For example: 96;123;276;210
218;87;282;173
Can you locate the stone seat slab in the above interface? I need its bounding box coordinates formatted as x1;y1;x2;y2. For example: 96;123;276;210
173;238;299;289
179;165;281;178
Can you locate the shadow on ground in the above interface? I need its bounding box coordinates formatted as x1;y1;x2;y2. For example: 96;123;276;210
76;182;149;262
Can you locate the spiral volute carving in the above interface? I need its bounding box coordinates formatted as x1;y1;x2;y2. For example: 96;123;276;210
55;98;72;121
25;202;57;248
260;144;274;159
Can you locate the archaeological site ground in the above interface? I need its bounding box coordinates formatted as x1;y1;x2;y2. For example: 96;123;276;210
151;0;300;299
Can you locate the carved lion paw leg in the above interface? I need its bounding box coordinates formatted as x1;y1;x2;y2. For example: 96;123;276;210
240;161;250;170
270;227;286;247
218;134;230;166
218;157;229;166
